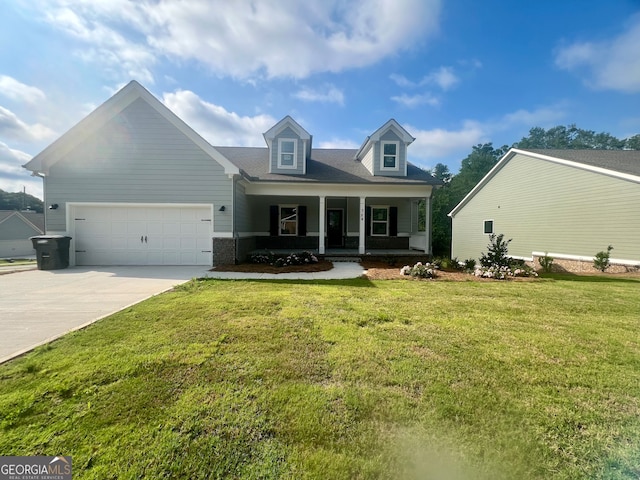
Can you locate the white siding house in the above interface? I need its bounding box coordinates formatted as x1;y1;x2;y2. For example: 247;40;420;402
449;148;640;271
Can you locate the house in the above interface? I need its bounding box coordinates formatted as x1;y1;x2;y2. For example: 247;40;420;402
449;148;640;271
23;81;440;267
0;210;45;258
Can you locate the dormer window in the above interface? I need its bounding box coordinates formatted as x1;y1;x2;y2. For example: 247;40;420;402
278;138;297;169
381;141;399;171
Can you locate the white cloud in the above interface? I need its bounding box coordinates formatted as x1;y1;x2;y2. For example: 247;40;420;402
162;90;276;146
406;121;487;162
426;66;459;91
404;103;566;166
555;15;640;93
293;85;345;105
0;142;42;199
0;76;46;104
0;106;56;143
391;93;440;108
36;0;441;81
390;66;460;91
42;4;155;83
501;105;566;128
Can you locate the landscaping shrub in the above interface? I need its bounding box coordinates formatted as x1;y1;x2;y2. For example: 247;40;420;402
474;234;537;279
250;251;318;268
593;245;613;272
479;233;512;268
400;261;439;279
538;253;554;273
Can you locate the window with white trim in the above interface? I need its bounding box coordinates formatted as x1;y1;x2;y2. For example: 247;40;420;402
278;138;297;169
280;206;298;235
380;141;399;170
483;220;494;235
371;206;389;236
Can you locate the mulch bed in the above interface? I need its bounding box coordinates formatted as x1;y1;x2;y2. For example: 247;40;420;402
211;259;639;281
211;259;334;274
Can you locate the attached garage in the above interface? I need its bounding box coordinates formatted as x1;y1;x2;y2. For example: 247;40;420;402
70;204;213;266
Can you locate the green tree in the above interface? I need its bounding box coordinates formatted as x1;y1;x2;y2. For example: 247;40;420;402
514;124;626;150
0;189;44;212
431;143;507;256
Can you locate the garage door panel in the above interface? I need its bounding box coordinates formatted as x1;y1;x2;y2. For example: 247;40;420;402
74;205;212;266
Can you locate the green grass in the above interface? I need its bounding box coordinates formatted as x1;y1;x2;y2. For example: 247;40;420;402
0;258;36;266
1;275;640;479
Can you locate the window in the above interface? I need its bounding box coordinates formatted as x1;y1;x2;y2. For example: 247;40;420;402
280;206;298;235
483;220;494;235
371;206;389;236
278;138;297;169
380;141;399;170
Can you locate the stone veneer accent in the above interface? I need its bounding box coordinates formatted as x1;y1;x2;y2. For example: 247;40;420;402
530;255;640;274
212;238;236;266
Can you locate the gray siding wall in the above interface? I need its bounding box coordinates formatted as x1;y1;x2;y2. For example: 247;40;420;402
247;196;320;234
0;216;40;240
234;181;251;233
45;98;233;232
367;197;412;234
270;126;305;175
372;129;406;177
451;153;640;262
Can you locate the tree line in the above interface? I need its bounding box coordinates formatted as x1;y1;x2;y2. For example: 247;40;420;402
426;125;640;256
0;189;44;213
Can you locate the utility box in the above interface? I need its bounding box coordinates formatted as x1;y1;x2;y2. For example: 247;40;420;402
30;236;72;270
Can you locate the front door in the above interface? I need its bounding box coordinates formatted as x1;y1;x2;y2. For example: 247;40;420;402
327;209;344;248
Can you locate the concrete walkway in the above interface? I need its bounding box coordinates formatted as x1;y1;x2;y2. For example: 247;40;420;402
0;262;365;364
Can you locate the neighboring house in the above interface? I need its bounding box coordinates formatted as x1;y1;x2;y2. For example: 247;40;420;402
449;148;640;271
0;210;45;258
23;81;440;267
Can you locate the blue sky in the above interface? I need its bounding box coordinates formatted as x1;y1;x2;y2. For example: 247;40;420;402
1;0;640;200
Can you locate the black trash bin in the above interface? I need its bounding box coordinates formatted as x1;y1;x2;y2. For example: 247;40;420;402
30;235;72;270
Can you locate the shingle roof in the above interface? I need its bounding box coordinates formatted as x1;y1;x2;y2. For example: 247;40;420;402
215;146;441;185
522;149;640;177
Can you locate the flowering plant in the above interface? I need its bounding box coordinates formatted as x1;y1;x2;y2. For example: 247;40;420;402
473;264;538;279
400;261;438;279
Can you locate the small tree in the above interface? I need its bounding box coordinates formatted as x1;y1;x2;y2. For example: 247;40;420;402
593;245;613;272
538;253;554;273
480;234;512;268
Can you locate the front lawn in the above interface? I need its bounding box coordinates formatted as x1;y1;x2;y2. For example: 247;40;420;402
1;276;639;479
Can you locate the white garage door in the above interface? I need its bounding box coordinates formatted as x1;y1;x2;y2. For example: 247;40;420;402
73;205;212;266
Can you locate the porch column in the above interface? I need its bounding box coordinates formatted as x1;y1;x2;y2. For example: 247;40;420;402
425;195;432;255
359;196;366;254
319;196;326;254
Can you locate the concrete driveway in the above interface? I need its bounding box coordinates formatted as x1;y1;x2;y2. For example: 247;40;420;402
0;266;210;364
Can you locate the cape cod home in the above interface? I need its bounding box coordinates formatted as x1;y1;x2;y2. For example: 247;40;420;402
23;81;440;266
449;148;640;271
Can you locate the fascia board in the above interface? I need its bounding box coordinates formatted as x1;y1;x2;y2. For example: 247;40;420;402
243;181;433;198
448;149;515;218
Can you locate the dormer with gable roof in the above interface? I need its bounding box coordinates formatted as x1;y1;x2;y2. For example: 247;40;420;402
263;116;312;175
355;119;415;177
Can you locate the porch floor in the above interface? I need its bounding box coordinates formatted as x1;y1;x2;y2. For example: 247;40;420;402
249;248;429;258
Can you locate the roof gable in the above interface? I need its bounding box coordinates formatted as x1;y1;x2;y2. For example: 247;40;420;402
449;148;640;217
0;211;44;234
355;119;415;160
23;80;239;176
262;116;311;143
